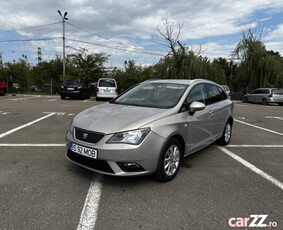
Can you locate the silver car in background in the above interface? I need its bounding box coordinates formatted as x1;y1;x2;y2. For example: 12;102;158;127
243;88;283;105
66;79;234;182
221;85;231;99
96;78;118;101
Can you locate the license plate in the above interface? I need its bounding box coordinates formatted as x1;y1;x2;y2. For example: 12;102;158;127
71;143;97;159
103;89;110;92
67;88;74;90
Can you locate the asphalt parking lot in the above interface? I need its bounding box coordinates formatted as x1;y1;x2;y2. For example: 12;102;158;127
0;95;282;230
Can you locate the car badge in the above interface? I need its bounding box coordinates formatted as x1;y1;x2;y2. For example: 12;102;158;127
83;133;88;139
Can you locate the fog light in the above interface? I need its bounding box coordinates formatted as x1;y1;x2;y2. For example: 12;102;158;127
124;162;140;168
117;162;145;172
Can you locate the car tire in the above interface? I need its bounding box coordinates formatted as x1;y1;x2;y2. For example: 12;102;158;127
61;95;66;100
262;98;268;105
278;103;283;106
243;97;248;103
216;120;232;146
0;88;6;96
154;138;182;182
96;97;100;101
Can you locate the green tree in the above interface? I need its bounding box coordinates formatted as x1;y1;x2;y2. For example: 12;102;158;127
68;50;109;84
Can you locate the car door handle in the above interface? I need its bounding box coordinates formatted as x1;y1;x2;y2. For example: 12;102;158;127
209;110;214;115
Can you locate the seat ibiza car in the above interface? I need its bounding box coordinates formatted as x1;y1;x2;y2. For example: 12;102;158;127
66;79;233;182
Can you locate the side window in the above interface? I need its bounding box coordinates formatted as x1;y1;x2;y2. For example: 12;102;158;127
217;86;228;100
206;84;222;104
253;89;261;94
180;84;208;112
187;84;208;106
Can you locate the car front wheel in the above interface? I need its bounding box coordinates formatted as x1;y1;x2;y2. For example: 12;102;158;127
216;120;232;146
154;138;182;182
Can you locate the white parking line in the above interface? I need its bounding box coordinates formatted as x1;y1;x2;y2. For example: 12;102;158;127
218;147;283;191
228;145;283;148
265;116;283;121
0;113;56;139
77;174;103;230
0;143;65;147
7;97;28;101
234;119;283;136
44;98;58;102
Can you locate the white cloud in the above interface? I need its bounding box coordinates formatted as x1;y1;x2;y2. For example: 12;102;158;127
1;0;283;65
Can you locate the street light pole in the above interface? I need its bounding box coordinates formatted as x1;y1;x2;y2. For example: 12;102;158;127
57;10;68;82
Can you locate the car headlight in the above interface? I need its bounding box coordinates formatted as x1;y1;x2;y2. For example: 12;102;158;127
69;120;74;134
107;128;150;145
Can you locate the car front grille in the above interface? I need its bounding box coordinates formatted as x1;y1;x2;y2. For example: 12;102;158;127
67;150;114;174
75;128;104;144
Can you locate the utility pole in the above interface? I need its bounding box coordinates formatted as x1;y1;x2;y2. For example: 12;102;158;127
37;47;42;64
57;10;68;82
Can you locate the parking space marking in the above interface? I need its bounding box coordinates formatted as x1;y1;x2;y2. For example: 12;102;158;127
44;98;58;102
7;97;29;101
228;145;283;148
0;113;56;139
0;111;10;115
265;116;283;121
234;119;283;136
77;174;103;230
44;112;66;116
218;147;283;191
0;143;65;147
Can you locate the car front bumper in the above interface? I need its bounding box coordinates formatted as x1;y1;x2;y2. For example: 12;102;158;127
65;129;165;176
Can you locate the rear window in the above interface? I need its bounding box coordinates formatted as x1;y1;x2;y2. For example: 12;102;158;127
63;80;81;85
222;85;230;91
98;79;116;87
272;89;283;94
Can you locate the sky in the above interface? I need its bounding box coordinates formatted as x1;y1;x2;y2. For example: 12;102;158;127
1;0;283;68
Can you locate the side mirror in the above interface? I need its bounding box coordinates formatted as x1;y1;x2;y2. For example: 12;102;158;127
189;101;205;115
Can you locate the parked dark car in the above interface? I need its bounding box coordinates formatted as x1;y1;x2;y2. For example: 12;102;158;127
243;88;283;105
0;79;7;96
61;80;90;100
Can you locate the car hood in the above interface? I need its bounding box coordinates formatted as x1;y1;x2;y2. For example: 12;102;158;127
73;103;174;134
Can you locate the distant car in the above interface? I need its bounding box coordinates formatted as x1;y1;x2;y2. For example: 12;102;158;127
221;85;231;99
0;80;7;96
65;79;233;182
61;80;90;100
96;78;118;101
243;88;283;105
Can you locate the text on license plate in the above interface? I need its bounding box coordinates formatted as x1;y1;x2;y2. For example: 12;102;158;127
71;143;97;159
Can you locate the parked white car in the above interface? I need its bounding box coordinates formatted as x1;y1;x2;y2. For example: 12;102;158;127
96;78;118;101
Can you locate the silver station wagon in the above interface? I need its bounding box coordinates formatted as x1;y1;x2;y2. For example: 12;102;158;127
243;88;283;105
66;79;234;182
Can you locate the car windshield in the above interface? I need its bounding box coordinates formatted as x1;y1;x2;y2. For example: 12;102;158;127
112;82;188;108
99;79;116;87
272;89;283;94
